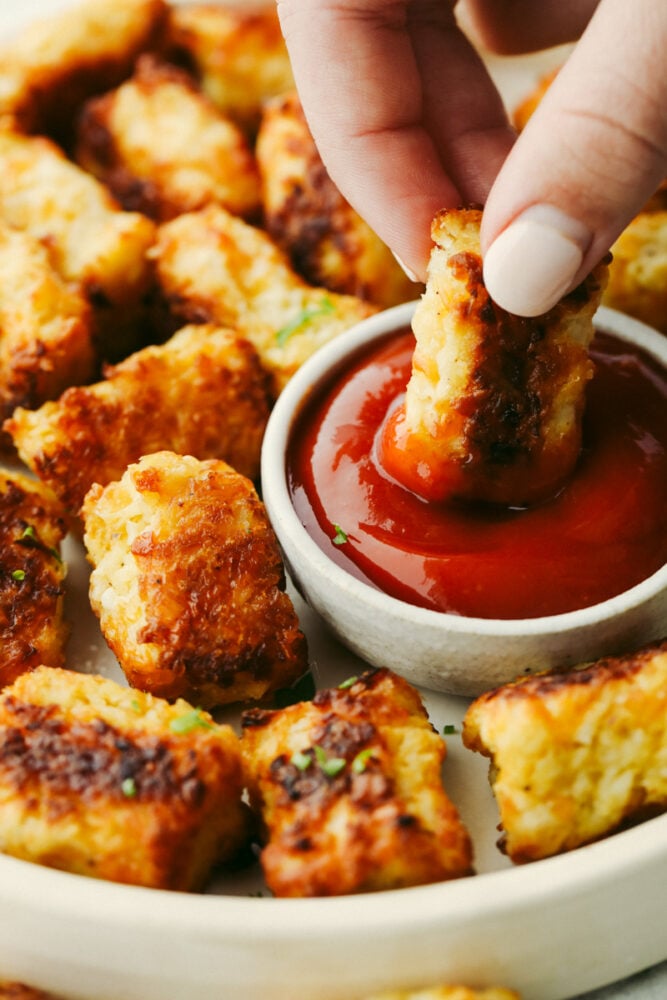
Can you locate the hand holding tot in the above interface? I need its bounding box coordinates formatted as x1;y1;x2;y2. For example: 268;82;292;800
278;0;667;316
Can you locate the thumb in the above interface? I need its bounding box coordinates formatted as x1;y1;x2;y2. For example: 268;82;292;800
481;0;667;317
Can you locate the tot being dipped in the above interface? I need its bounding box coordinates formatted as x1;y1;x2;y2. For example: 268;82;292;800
378;207;609;507
284;208;666;629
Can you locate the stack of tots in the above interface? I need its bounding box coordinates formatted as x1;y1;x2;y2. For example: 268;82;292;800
0;0;412;895
0;0;661;924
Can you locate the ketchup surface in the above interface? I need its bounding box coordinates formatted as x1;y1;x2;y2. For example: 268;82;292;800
288;328;667;620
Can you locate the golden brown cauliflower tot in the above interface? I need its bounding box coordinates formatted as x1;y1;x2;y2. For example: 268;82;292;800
83;451;307;707
0;470;68;689
379;207;608;506
166;3;294;132
0;0;168;143
602;211;667;334
241;668;473;897
0;129;156;314
152;205;376;394
6;324;271;516
0;666;249;890
257;91;419;308
75;55;260;222
0;222;94;427
463;640;667;863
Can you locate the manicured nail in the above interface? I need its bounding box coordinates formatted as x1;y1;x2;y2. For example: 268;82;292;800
391;251;420;284
483;205;591;316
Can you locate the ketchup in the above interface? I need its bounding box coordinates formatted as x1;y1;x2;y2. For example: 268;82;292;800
288;328;667;620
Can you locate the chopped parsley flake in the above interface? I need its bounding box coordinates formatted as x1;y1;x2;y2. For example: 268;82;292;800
17;523;62;563
442;724;458;736
338;675;358;690
169;708;215;734
290;750;312;772
351;748;375;774
332;523;348;546
11;569;25;581
121;777;137;798
130;699;142;714
275;297;336;347
314;744;346;778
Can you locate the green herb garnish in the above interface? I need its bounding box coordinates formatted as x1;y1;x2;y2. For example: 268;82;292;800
314;744;346;778
121;777;137;798
290;750;312;772
332;523;348;546
11;569;25;581
169;708;215;734
275;297;335;347
130;699;142;714
351;748;375;774
338;675;358;690
17;524;62;563
442;724;458;736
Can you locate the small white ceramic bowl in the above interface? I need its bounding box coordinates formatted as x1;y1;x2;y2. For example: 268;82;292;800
261;303;667;697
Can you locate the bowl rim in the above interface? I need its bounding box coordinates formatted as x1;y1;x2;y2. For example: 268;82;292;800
261;303;667;637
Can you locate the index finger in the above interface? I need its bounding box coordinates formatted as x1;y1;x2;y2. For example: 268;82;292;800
277;0;515;279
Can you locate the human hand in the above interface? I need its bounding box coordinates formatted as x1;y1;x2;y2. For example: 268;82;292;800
277;0;667;316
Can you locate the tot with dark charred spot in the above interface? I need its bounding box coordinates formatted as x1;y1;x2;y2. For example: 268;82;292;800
0;470;68;690
152;204;376;395
0;666;250;890
6;324;271;517
82;451;307;708
241;667;473;897
75;55;260;222
378;207;608;506
257;91;419;308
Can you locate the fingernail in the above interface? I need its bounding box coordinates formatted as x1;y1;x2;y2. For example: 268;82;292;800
483;205;591;316
391;251;421;284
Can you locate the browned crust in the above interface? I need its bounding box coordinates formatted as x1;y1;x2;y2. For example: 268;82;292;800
83;452;307;708
462;640;667;862
0;474;67;688
75;54;260;221
241;668;473;897
2;0;170;145
466;638;667;718
6;326;271;515
0;666;251;889
0;697;205;818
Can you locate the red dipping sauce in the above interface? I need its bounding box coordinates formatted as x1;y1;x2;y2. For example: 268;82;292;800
288;328;667;620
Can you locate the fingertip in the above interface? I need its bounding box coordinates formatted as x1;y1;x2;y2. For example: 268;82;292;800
482;205;590;316
391;252;422;285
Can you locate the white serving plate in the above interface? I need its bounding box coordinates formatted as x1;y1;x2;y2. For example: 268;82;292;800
0;3;665;999
0;543;663;1000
